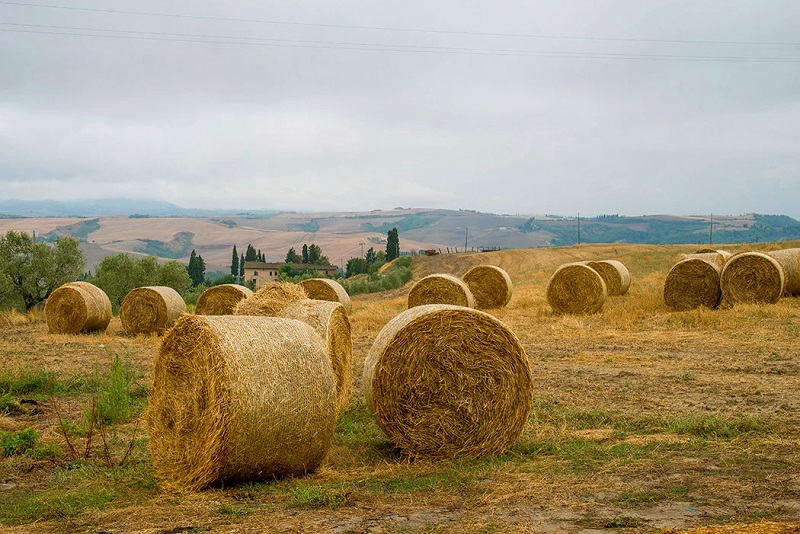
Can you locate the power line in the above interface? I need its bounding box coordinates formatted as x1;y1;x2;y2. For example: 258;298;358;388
2;24;799;62
1;0;798;47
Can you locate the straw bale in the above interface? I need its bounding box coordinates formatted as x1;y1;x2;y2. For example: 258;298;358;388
195;284;253;315
680;252;728;269
363;304;533;459
299;278;352;314
663;258;722;311
147;315;336;490
233;281;306;316
45;281;112;334
546;263;607;314
407;273;475;309
120;286;185;335
720;252;785;305
767;248;800;296
278;299;353;414
695;248;732;261
461;265;513;309
585;260;630;296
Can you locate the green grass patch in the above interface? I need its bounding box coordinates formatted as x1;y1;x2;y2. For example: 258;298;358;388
340;256;413;296
0;368;96;397
288;482;349;509
92;354;147;426
0;428;39;456
0;391;23;414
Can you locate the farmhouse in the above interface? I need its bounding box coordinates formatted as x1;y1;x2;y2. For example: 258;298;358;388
243;261;338;289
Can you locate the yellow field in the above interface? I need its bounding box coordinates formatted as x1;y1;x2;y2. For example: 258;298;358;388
0;243;798;533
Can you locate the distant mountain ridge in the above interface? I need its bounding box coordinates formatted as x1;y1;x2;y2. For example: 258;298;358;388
0;198;278;218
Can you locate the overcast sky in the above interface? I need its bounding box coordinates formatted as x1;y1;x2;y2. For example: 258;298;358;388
1;1;798;217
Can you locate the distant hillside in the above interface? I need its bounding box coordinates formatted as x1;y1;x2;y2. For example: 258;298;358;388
0;198;278;218
518;213;800;246
2;206;799;273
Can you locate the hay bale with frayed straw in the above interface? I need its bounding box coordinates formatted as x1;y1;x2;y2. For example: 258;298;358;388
663;258;722;311
680;252;728;269
767;248;800;296
147;315;336;490
298;278;352;314
278;299;353;415
234;281;306;316
408;273;475;309
120;286;185;335
546;263;607;314
461;265;513;309
45;281;112;334
694;248;732;261
195;284;253;315
720;252;785;306
584;260;630;296
363;304;533;459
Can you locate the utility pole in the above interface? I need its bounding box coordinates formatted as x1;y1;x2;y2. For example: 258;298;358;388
577;213;581;245
464;227;468;252
709;213;713;245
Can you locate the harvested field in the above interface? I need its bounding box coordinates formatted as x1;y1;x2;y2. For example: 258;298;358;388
1;241;798;533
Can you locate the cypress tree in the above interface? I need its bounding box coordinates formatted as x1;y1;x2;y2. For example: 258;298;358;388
231;245;238;277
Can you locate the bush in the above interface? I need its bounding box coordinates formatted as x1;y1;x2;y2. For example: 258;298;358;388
340;257;413;296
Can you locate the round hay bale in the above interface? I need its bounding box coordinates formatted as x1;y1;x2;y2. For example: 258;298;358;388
407;274;475;309
720;252;785;306
584;260;631;296
363;304;533;459
461;265;513;309
195;284;254;315
546;263;607;314
694;248;732;261
767;248;800;296
298;278;352;314
680;252;728;269
663;258;722;311
278;299;353;415
147;314;336;490
45;281;112;334
233;281;306;316
120;286;185;335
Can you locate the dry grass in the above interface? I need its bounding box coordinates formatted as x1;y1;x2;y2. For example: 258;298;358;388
1;241;799;533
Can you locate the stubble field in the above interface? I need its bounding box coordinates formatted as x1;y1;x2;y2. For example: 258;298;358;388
1;243;798;533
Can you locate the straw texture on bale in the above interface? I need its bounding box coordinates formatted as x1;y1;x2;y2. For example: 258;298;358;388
147;315;336;490
546;263;607;314
45;281;112;334
120;286;185;335
233;282;306;316
363;304;533;459
680;252;728;269
720;252;785;306
407;273;475;309
695;248;732;261
461;265;513;309
278;299;353;414
663;258;722;311
767;248;800;296
195;284;253;315
584;260;630;296
298;278;352;314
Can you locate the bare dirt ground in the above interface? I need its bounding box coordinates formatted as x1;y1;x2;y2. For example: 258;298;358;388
1;244;798;533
